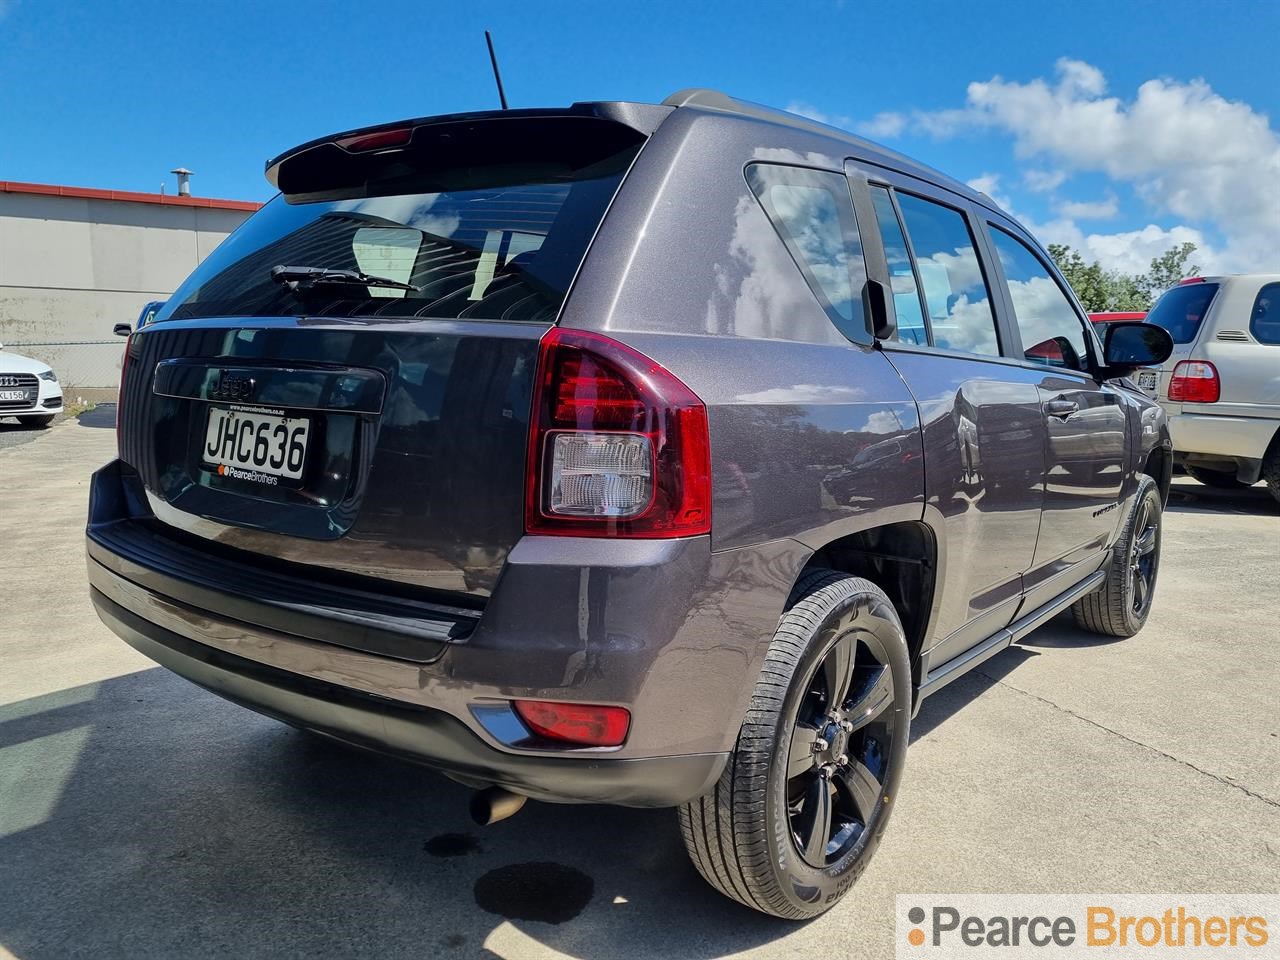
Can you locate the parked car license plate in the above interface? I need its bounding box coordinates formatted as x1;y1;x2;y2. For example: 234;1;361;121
203;406;310;481
0;389;28;401
1137;370;1159;391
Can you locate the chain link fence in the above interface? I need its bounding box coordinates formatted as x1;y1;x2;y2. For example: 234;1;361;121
1;340;126;403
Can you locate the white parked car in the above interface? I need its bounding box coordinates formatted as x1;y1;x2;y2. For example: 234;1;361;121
0;342;64;427
1139;274;1280;502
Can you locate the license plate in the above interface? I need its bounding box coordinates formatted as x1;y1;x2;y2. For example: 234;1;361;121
1137;371;1159;391
0;389;28;401
203;406;310;481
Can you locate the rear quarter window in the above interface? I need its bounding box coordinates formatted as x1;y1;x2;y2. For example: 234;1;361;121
1249;282;1280;344
746;163;868;343
1145;282;1219;344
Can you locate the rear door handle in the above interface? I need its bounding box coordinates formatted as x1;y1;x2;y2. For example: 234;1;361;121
1045;399;1079;419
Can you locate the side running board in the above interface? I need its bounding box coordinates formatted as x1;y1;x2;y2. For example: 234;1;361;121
916;570;1107;702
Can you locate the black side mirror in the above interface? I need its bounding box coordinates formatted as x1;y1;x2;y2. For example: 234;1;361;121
1102;322;1174;378
863;278;896;341
113;323;132;338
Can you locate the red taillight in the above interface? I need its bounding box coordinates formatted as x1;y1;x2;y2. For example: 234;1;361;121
335;127;413;152
513;699;631;747
1178;276;1207;285
116;332;133;456
525;328;711;538
1168;360;1220;403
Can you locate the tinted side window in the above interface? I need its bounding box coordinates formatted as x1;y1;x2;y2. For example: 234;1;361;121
869;186;927;345
894;193;1000;357
1145;282;1219;344
1250;282;1280;345
988;227;1089;372
747;164;868;342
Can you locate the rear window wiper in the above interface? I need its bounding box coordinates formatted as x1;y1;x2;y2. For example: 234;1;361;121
270;264;419;293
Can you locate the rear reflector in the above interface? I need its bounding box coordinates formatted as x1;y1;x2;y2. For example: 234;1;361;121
513;700;631;747
526;328;711;538
1168;360;1220;403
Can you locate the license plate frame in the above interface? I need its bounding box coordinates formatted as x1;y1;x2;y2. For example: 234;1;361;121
0;389;29;402
202;405;312;483
1137;370;1159;392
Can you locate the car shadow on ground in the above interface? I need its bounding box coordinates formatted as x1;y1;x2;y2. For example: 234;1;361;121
908;643;1037;743
0;670;800;960
76;402;117;429
1164;477;1277;517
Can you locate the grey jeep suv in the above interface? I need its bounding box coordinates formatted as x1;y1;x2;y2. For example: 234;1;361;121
87;89;1174;918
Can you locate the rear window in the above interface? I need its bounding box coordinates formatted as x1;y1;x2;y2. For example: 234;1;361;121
1250;282;1280;345
1145;282;1219;344
157;141;640;324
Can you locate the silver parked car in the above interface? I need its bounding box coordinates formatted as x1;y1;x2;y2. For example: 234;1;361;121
1140;275;1280;500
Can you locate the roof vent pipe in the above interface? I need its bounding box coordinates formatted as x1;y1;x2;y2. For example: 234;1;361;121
170;167;193;196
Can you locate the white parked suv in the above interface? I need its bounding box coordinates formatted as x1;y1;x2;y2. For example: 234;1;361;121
1140;275;1280;501
0;342;63;428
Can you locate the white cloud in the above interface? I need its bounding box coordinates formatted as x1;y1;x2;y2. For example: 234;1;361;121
966;173;1003;198
900;58;1280;273
1031;219;1219;276
1055;196;1119;220
785;101;852;130
1023;169;1067;193
857;112;907;138
1082;224;1215;276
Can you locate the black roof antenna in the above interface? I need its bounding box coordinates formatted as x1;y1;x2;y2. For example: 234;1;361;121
484;31;509;110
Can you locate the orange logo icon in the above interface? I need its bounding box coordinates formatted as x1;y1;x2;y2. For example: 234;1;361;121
908;906;926;946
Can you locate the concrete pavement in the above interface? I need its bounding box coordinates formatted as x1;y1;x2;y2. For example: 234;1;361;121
2;415;1277;959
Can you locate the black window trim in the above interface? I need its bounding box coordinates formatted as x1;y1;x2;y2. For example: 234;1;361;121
875;180;1005;360
872;183;935;347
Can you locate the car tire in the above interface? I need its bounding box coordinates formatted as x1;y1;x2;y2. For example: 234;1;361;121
1263;441;1280;505
1186;465;1251;490
678;570;912;919
18;414;55;429
1071;474;1162;638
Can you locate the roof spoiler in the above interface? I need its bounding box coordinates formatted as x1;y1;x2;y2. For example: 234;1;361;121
264;101;672;192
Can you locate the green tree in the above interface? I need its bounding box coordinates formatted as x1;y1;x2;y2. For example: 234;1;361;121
1048;242;1200;312
1048;243;1108;311
1138;242;1200;302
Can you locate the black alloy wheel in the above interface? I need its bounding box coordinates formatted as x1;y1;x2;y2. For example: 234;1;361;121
785;629;896;867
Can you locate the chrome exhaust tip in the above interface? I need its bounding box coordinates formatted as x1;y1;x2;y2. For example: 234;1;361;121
469;786;528;826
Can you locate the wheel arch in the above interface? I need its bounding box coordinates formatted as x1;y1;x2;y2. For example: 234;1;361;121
793;519;940;697
1143;442;1173;505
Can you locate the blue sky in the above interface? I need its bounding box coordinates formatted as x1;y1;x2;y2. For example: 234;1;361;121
2;0;1277;273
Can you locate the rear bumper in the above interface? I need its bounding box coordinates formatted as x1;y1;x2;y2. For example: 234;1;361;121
90;583;722;805
1167;411;1277;462
86;459;738;807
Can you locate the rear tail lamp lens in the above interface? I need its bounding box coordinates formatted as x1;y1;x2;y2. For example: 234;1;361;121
526;328;711;538
549;432;653;517
1168;360;1220;403
513;699;631;747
